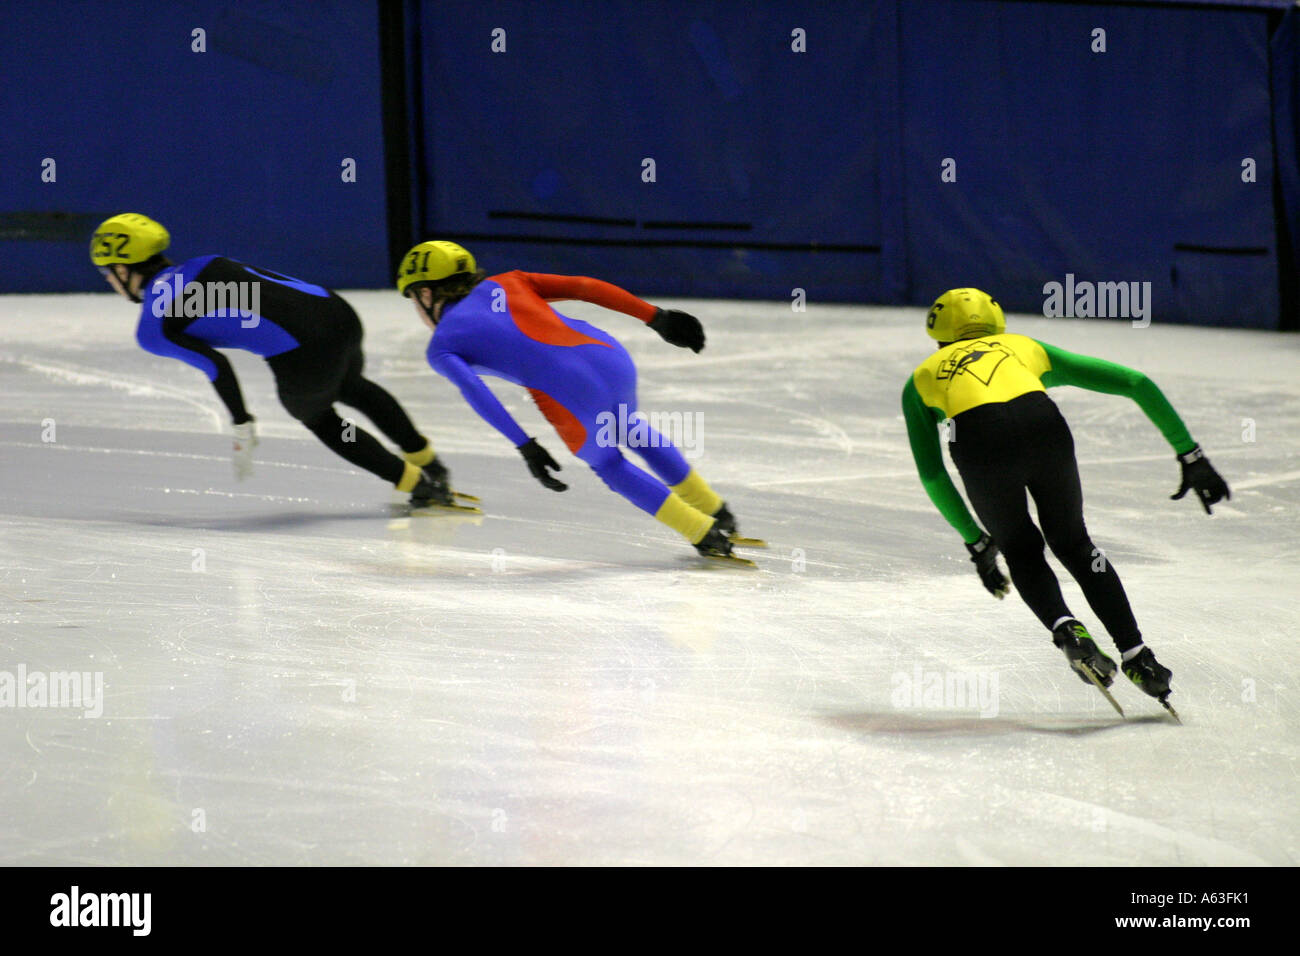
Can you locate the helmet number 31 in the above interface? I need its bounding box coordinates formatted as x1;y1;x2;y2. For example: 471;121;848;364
404;250;432;275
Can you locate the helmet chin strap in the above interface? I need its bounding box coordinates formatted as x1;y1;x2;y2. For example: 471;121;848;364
103;265;143;303
411;289;440;327
119;264;144;304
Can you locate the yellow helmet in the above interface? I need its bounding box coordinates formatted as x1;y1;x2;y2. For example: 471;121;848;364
396;240;476;296
925;288;1006;342
90;213;170;266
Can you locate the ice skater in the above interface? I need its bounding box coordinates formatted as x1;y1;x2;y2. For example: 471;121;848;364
395;240;750;559
901;288;1230;712
91;213;453;505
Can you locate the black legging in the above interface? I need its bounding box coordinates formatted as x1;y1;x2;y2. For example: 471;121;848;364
949;392;1142;652
267;302;426;485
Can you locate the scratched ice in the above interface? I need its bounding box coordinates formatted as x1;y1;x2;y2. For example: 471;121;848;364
1;290;1296;864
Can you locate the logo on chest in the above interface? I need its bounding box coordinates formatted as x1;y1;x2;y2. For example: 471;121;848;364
936;341;1016;385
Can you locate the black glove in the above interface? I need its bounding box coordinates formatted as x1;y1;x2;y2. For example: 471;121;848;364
965;533;1010;599
648;308;705;353
518;438;567;492
1170;445;1230;515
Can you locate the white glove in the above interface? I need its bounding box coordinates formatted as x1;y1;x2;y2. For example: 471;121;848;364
232;420;258;481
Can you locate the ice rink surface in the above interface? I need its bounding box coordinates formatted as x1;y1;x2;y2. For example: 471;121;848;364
1;289;1297;866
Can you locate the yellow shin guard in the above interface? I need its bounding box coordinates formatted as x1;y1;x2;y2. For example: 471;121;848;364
396;461;423;492
404;441;436;468
654;492;715;544
669;468;723;517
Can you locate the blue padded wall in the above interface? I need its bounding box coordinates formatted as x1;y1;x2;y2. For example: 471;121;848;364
415;0;1285;327
0;1;388;293
416;0;896;303
2;0;1292;328
898;0;1278;327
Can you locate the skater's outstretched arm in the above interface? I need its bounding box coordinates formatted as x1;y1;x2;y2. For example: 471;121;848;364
519;273;704;352
520;273;658;320
1035;340;1230;513
1034;341;1195;453
901;379;982;543
430;352;530;447
136;314;252;424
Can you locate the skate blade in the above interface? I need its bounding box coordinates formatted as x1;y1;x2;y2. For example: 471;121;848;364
728;535;767;548
453;491;480;503
417;502;483;514
699;552;758;568
394;501;483;516
1158;696;1182;724
1077;661;1125;718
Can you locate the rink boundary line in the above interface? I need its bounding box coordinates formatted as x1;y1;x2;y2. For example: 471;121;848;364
341;343;821;378
0;349;223;430
148;486;315;503
0;439;358;475
746;446;1274;488
676;386;855;455
1;431;530;464
0;438;520;475
1229;469;1300;490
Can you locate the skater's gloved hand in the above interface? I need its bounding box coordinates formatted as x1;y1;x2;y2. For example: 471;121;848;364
518;438;567;492
1170;445;1230;515
965;532;1010;599
232;419;257;481
648;308;705;353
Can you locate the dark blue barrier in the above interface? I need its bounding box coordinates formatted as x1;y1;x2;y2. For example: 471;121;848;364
1;0;1294;329
415;0;1287;327
1272;5;1300;327
415;0;896;303
0;1;388;293
900;0;1278;328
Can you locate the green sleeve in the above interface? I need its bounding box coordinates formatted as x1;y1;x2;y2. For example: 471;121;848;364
902;378;983;544
1036;341;1196;454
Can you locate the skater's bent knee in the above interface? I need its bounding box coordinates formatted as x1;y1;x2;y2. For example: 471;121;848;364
299;408;340;434
339;378;384;404
998;535;1048;566
582;447;623;474
1044;530;1091;562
